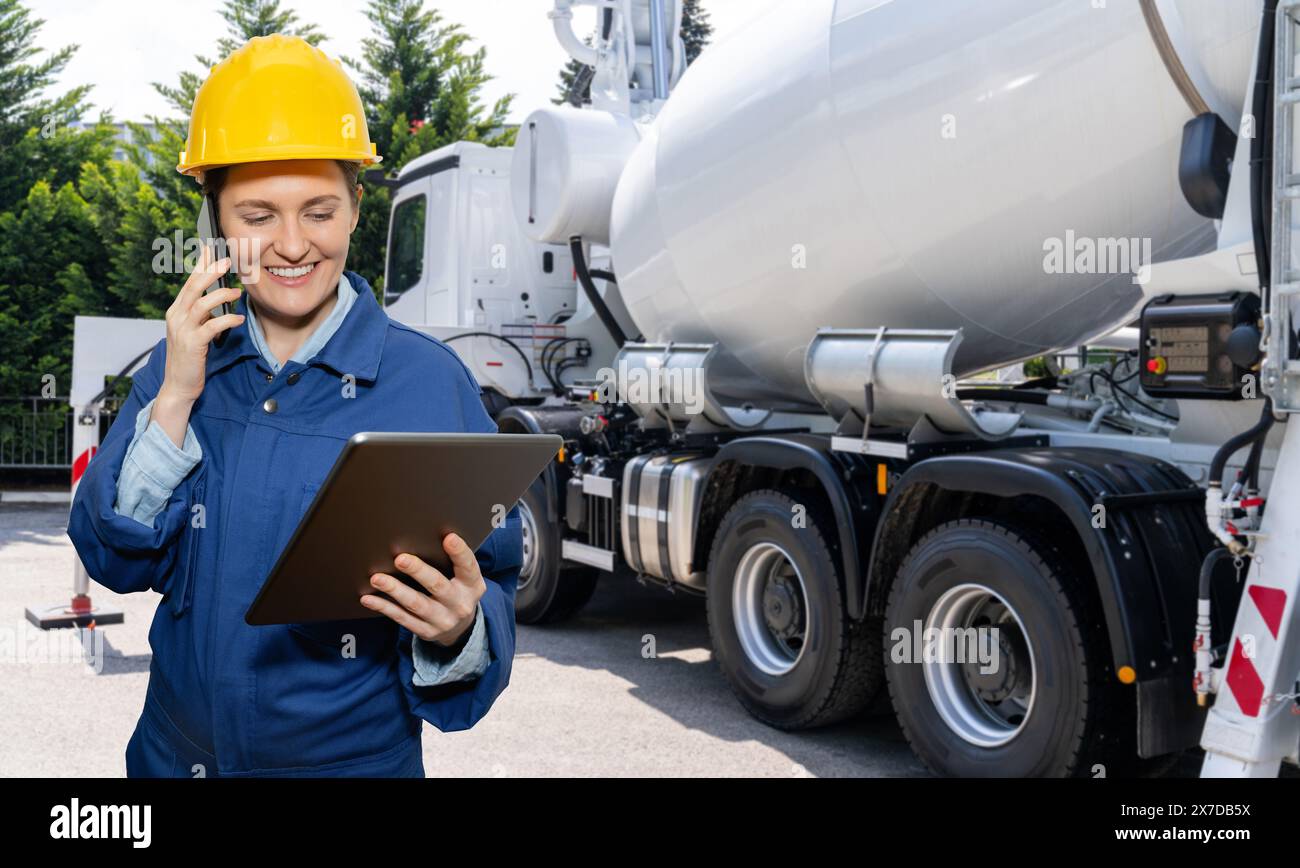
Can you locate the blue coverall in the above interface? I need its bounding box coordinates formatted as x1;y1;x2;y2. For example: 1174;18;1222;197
66;270;523;777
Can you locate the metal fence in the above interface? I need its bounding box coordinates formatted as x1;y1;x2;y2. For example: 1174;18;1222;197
0;397;124;470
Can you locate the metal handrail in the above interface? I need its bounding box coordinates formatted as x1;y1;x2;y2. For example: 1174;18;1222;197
0;396;123;470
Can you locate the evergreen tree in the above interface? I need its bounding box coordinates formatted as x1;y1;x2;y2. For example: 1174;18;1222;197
0;181;109;399
0;0;118;407
78;159;191;321
554;35;595;107
681;0;713;65
0;0;117;212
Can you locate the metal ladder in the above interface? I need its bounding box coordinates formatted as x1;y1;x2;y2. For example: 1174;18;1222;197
1268;0;1300;411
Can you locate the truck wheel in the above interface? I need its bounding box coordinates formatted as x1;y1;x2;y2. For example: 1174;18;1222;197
514;476;598;624
884;519;1125;777
706;489;882;729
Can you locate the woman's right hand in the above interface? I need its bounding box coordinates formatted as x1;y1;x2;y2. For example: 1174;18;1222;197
159;245;246;405
152;246;246;448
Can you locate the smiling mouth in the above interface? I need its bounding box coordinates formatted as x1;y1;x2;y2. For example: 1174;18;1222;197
265;262;318;278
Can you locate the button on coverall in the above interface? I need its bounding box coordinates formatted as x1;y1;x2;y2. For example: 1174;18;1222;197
66;270;523;777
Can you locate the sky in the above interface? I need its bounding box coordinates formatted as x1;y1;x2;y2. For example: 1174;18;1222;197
27;0;786;125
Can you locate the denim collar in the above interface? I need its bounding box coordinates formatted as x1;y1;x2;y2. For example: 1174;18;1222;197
245;271;357;374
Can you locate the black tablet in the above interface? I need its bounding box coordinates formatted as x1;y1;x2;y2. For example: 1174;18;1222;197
244;431;561;625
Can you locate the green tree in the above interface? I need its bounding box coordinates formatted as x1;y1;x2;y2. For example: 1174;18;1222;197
0;0;117;213
0;181;114;399
78;159;194;321
554;35;595;107
0;0;118;413
343;0;514;293
681;0;713;65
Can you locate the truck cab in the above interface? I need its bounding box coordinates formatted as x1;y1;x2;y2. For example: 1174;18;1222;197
381;142;585;401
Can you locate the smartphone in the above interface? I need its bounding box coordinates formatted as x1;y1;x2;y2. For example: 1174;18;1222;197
196;194;234;348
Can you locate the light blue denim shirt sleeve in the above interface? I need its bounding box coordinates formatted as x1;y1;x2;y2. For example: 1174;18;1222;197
112;396;203;526
411;603;491;686
113;272;490;685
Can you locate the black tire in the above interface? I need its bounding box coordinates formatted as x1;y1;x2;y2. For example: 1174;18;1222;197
883;518;1130;777
706;489;882;729
513;475;598;624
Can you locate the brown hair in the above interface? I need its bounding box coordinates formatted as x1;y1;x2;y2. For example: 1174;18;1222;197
201;159;362;224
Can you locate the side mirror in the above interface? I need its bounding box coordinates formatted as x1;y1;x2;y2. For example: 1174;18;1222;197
363;168;397;189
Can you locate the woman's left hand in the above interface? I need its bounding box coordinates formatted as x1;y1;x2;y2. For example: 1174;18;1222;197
361;533;484;647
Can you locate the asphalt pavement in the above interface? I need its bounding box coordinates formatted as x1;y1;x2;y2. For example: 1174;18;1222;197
0;502;926;777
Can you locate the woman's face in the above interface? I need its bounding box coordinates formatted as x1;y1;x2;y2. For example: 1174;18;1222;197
217;159;361;322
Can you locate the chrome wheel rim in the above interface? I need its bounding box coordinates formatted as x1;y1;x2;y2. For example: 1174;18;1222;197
922;583;1035;748
732;542;809;676
517;499;539;592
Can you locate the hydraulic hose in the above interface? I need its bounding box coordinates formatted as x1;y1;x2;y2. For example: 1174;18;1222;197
956;388;1049;405
87;346;156;407
570;236;629;348
1251;0;1277;300
1205;397;1274;553
1208;397;1274;488
956;388;1102;413
443;331;535;384
1199;546;1232;601
1195;546;1234;704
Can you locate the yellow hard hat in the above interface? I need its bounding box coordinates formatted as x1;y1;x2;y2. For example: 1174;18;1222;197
177;34;381;177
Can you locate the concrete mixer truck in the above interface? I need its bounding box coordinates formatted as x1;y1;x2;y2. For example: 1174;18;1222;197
53;0;1300;777
381;0;1300;778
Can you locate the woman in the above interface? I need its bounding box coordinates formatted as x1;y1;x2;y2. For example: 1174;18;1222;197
66;34;522;777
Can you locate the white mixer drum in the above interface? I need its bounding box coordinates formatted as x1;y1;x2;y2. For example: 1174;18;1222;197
610;0;1260;408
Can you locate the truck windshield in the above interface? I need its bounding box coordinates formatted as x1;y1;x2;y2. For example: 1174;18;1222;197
385;194;426;300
